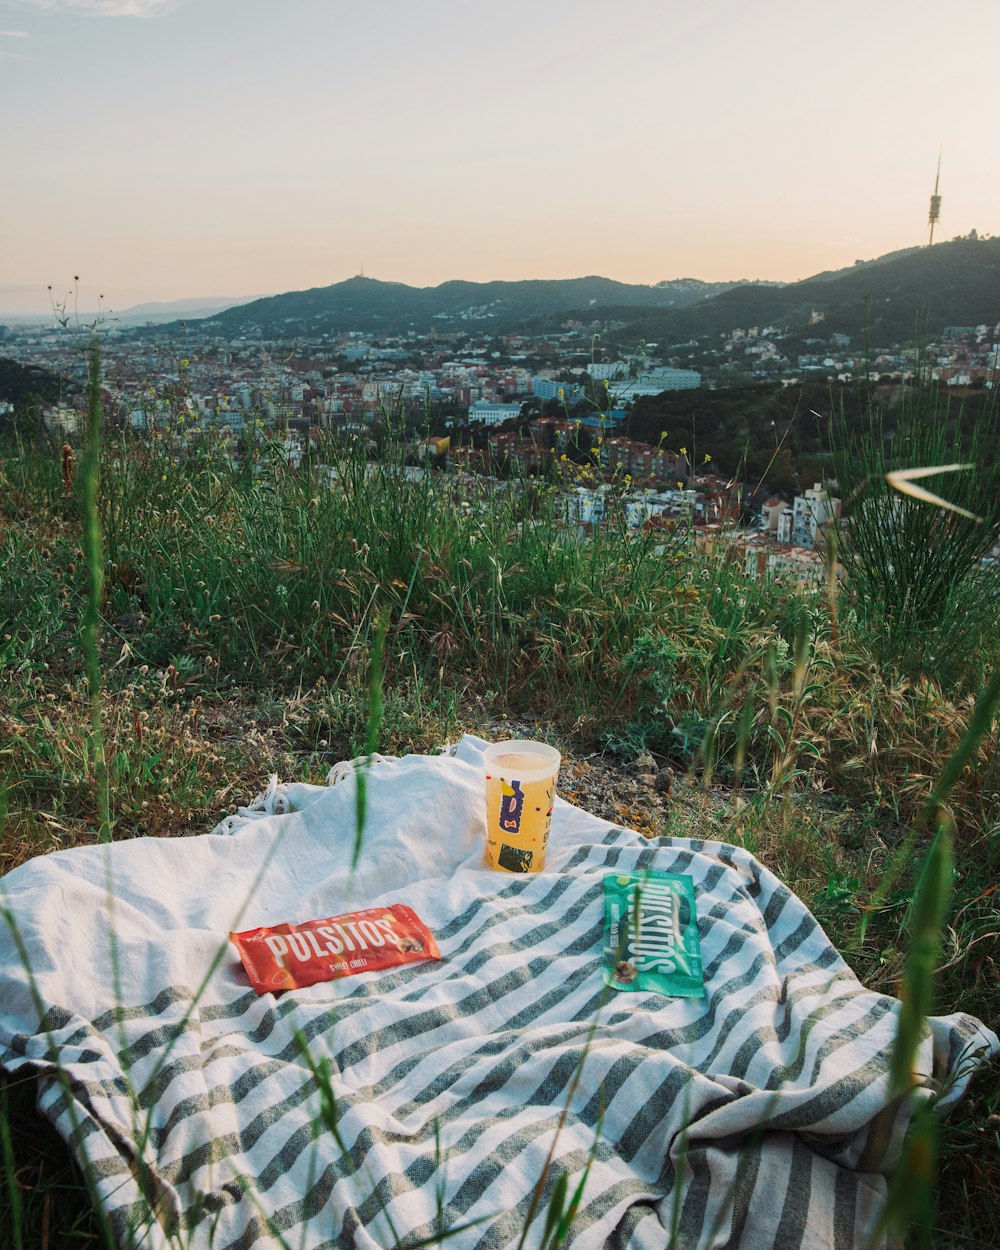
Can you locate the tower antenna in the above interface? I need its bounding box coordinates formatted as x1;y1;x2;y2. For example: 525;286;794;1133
928;152;942;245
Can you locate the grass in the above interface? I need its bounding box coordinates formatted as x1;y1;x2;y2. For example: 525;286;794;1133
1;372;999;1247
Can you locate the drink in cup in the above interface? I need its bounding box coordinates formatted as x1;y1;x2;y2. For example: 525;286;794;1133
483;740;560;873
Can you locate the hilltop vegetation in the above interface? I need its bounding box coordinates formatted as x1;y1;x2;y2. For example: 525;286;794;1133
623;236;1000;345
191;274;738;338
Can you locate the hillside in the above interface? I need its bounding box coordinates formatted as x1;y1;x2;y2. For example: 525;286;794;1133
620;237;1000;346
145;240;1000;347
168;275;739;337
0;357;67;431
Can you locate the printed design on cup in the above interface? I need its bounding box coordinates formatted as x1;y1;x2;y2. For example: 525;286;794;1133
498;779;525;834
498;843;534;872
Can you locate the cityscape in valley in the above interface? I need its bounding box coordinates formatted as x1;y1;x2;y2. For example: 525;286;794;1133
3;237;1000;588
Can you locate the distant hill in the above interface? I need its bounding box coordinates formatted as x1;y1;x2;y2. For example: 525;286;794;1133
169;275;740;337
620;238;1000;346
115;294;269;324
142;240;1000;345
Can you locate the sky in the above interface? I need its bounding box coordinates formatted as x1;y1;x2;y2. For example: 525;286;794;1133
2;0;998;315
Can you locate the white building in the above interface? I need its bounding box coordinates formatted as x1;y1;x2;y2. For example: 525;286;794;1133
609;369;700;401
468;401;523;426
587;361;628;380
43;405;81;436
561;487;607;526
791;483;842;547
745;544;828;587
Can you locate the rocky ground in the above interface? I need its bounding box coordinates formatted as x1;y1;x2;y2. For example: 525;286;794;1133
467;714;734;845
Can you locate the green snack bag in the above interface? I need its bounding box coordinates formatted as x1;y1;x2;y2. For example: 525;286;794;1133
602;870;705;997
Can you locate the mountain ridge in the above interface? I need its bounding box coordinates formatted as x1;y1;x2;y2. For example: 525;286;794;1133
143;239;1000;345
164;274;741;337
622;238;1000;345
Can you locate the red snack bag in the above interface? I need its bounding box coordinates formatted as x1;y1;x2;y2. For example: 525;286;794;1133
230;904;441;994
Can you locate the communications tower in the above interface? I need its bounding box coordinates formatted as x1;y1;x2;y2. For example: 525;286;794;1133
928;153;942;245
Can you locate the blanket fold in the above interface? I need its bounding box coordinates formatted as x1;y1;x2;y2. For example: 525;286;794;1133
1;735;995;1250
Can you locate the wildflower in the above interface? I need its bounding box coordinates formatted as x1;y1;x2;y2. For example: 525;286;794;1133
704;453;711;463
680;447;688;457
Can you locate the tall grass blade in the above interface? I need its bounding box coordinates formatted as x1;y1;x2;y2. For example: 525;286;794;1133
889;822;954;1098
353;612;387;869
81;336;111;842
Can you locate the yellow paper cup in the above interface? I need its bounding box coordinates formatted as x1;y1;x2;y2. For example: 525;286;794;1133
483;740;560;873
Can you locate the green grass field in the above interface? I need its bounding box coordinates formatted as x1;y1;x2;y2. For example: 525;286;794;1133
1;376;999;1248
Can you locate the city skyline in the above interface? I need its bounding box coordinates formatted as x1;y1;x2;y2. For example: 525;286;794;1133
2;0;999;316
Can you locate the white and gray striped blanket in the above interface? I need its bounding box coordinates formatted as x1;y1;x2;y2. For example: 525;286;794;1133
1;736;995;1250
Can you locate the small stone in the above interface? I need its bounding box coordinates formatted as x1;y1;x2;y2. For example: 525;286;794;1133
631;752;656;776
655;767;674;796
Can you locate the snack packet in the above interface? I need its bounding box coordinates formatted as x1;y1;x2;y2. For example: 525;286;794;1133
230;904;440;994
602;870;705;997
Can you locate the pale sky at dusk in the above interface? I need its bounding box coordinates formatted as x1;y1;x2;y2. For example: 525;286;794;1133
2;0;998;315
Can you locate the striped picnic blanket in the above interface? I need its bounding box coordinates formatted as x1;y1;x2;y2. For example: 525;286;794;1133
0;735;995;1250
